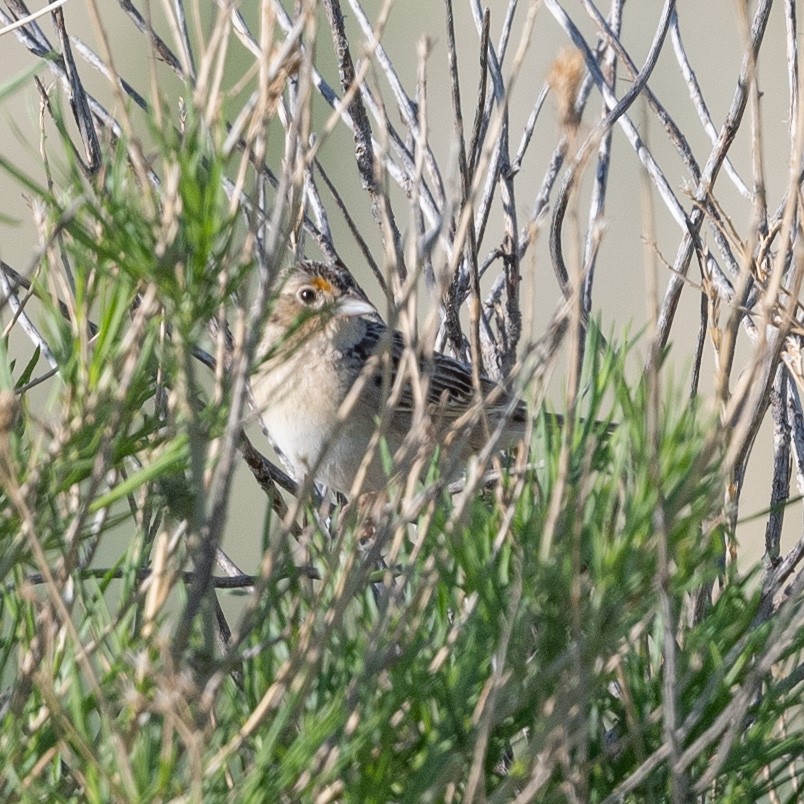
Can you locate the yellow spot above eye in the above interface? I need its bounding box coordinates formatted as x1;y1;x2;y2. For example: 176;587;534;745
311;276;333;293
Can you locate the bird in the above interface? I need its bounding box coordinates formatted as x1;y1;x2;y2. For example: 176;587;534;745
250;260;528;496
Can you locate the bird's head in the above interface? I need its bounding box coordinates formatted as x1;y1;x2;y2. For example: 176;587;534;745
265;261;377;356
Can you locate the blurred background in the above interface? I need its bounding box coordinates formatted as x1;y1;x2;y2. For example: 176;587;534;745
0;0;798;573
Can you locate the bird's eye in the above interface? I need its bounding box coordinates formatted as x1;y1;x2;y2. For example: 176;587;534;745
297;286;317;305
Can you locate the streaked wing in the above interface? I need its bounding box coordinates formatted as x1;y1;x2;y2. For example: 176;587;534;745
357;320;525;425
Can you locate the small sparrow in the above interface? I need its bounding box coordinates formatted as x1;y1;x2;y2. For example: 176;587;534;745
251;261;527;495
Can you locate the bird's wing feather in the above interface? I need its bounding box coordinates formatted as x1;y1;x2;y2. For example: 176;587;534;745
352;320;526;425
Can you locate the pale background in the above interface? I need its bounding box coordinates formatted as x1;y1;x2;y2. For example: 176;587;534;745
0;0;797;573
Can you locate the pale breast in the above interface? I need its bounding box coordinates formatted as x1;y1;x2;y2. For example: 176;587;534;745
253;349;342;471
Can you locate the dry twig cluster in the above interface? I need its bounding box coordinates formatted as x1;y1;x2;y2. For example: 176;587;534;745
0;0;803;799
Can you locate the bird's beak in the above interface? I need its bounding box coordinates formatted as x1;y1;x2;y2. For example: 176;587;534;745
336;295;377;318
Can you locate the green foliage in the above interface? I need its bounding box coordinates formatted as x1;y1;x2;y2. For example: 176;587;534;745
0;16;801;803
3;232;802;800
